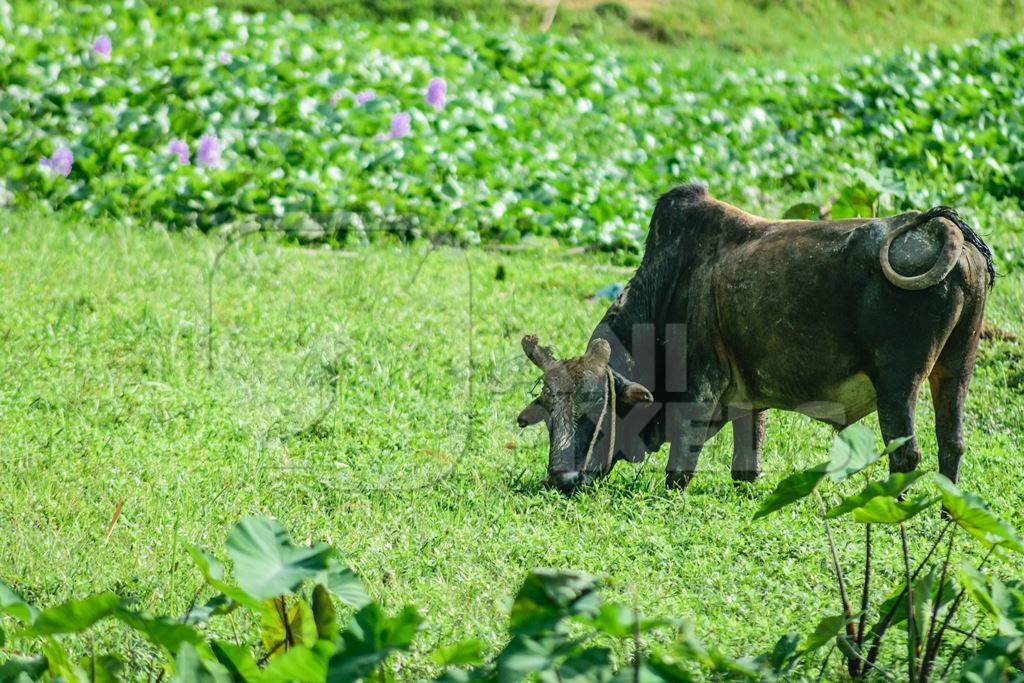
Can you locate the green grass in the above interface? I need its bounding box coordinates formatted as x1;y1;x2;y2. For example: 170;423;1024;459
2;209;1022;676
171;0;1024;59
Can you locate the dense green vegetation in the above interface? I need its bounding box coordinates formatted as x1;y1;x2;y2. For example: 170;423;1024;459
4;1;1024;260
0;212;1022;678
3;443;1023;682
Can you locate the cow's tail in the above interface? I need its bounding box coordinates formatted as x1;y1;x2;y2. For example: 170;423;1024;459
879;206;996;290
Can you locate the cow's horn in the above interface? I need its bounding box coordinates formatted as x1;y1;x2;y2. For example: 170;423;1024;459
522;335;556;370
584;338;611;367
880;214;964;290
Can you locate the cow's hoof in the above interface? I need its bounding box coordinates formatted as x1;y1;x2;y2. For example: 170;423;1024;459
666;471;693;490
731;470;760;484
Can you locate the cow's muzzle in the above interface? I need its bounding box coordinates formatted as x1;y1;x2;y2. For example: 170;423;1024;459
544;470;580;494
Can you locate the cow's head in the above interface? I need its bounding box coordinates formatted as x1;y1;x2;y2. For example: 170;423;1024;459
517;334;654;493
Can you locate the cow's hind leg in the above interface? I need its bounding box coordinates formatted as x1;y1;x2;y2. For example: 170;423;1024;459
665;402;725;489
872;369;927;474
929;303;984;483
730;408;767;483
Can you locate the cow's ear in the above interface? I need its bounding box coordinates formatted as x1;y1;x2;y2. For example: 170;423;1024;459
517;399;547;427
621;382;654;405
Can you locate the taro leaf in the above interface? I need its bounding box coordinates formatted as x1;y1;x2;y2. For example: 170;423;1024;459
850;495;939;524
186;545;262;611
210;640;260;682
226;517;333;600
801;614;848;653
115;609;204;653
258;640;336;683
430;639;485;666
185;594;235;624
20;592;120;637
826;470;929;518
0;655;48;682
509;569;601;636
495;635;560;683
934;476;1024;554
753;463;828;520
782;202;820;220
311;584;338;640
75;654;122;683
327;603;422;681
0;582;37;624
957;634;1024;682
768;632;801;673
825;424;896;483
171;642;232;683
260;597;317;659
320;556;371;609
557;646;614;683
580;602;676;638
960;564;1024;637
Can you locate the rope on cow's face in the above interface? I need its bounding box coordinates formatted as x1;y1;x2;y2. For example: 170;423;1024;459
579;367;616;478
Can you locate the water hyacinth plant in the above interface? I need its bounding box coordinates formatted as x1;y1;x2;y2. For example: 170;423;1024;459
38;147;73;177
425;77;446;111
167;138;190;165
354;89;375;105
389;111;411;138
196;135;221;168
92;34;111;58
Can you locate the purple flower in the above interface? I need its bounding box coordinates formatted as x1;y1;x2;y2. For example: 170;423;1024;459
425;77;446;111
196;135;221;168
329;89;344;107
168;138;190;165
218;51;231;65
389;112;411;138
93;35;112;58
355;89;375;105
39;147;73;177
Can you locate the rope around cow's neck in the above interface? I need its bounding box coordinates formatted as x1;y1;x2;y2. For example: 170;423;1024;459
580;367;616;478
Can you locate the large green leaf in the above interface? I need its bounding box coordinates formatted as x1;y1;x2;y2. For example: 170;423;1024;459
825;470;929;518
326;603;422;681
825;424;883;482
226;517;333;600
935;476;1024;553
115;609;204;654
753;465;828;520
186;545;263;611
0;582;37;625
257;640;336;683
210;640;261;683
0;655;48;682
508;570;602;636
320;557;371;609
801;614;848;653
850;495;939;523
171;642;232;683
260;597;318;659
19;593;120;637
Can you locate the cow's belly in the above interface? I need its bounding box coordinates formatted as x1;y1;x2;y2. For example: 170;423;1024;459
724;368;877;427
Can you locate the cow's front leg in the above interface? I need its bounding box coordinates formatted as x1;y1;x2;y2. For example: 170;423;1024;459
730;408;767;483
665;401;724;489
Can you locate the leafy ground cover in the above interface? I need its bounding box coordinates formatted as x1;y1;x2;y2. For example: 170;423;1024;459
1;211;1022;677
4;1;1024;257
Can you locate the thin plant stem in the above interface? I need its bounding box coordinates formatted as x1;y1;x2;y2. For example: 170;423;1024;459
919;528;956;682
938;619;984;680
900;523;918;683
857;523;873;646
864;520;953;670
816;643;836;682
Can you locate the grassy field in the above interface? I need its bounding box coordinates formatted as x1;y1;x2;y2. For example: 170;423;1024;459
1;209;1022;676
180;0;1024;58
